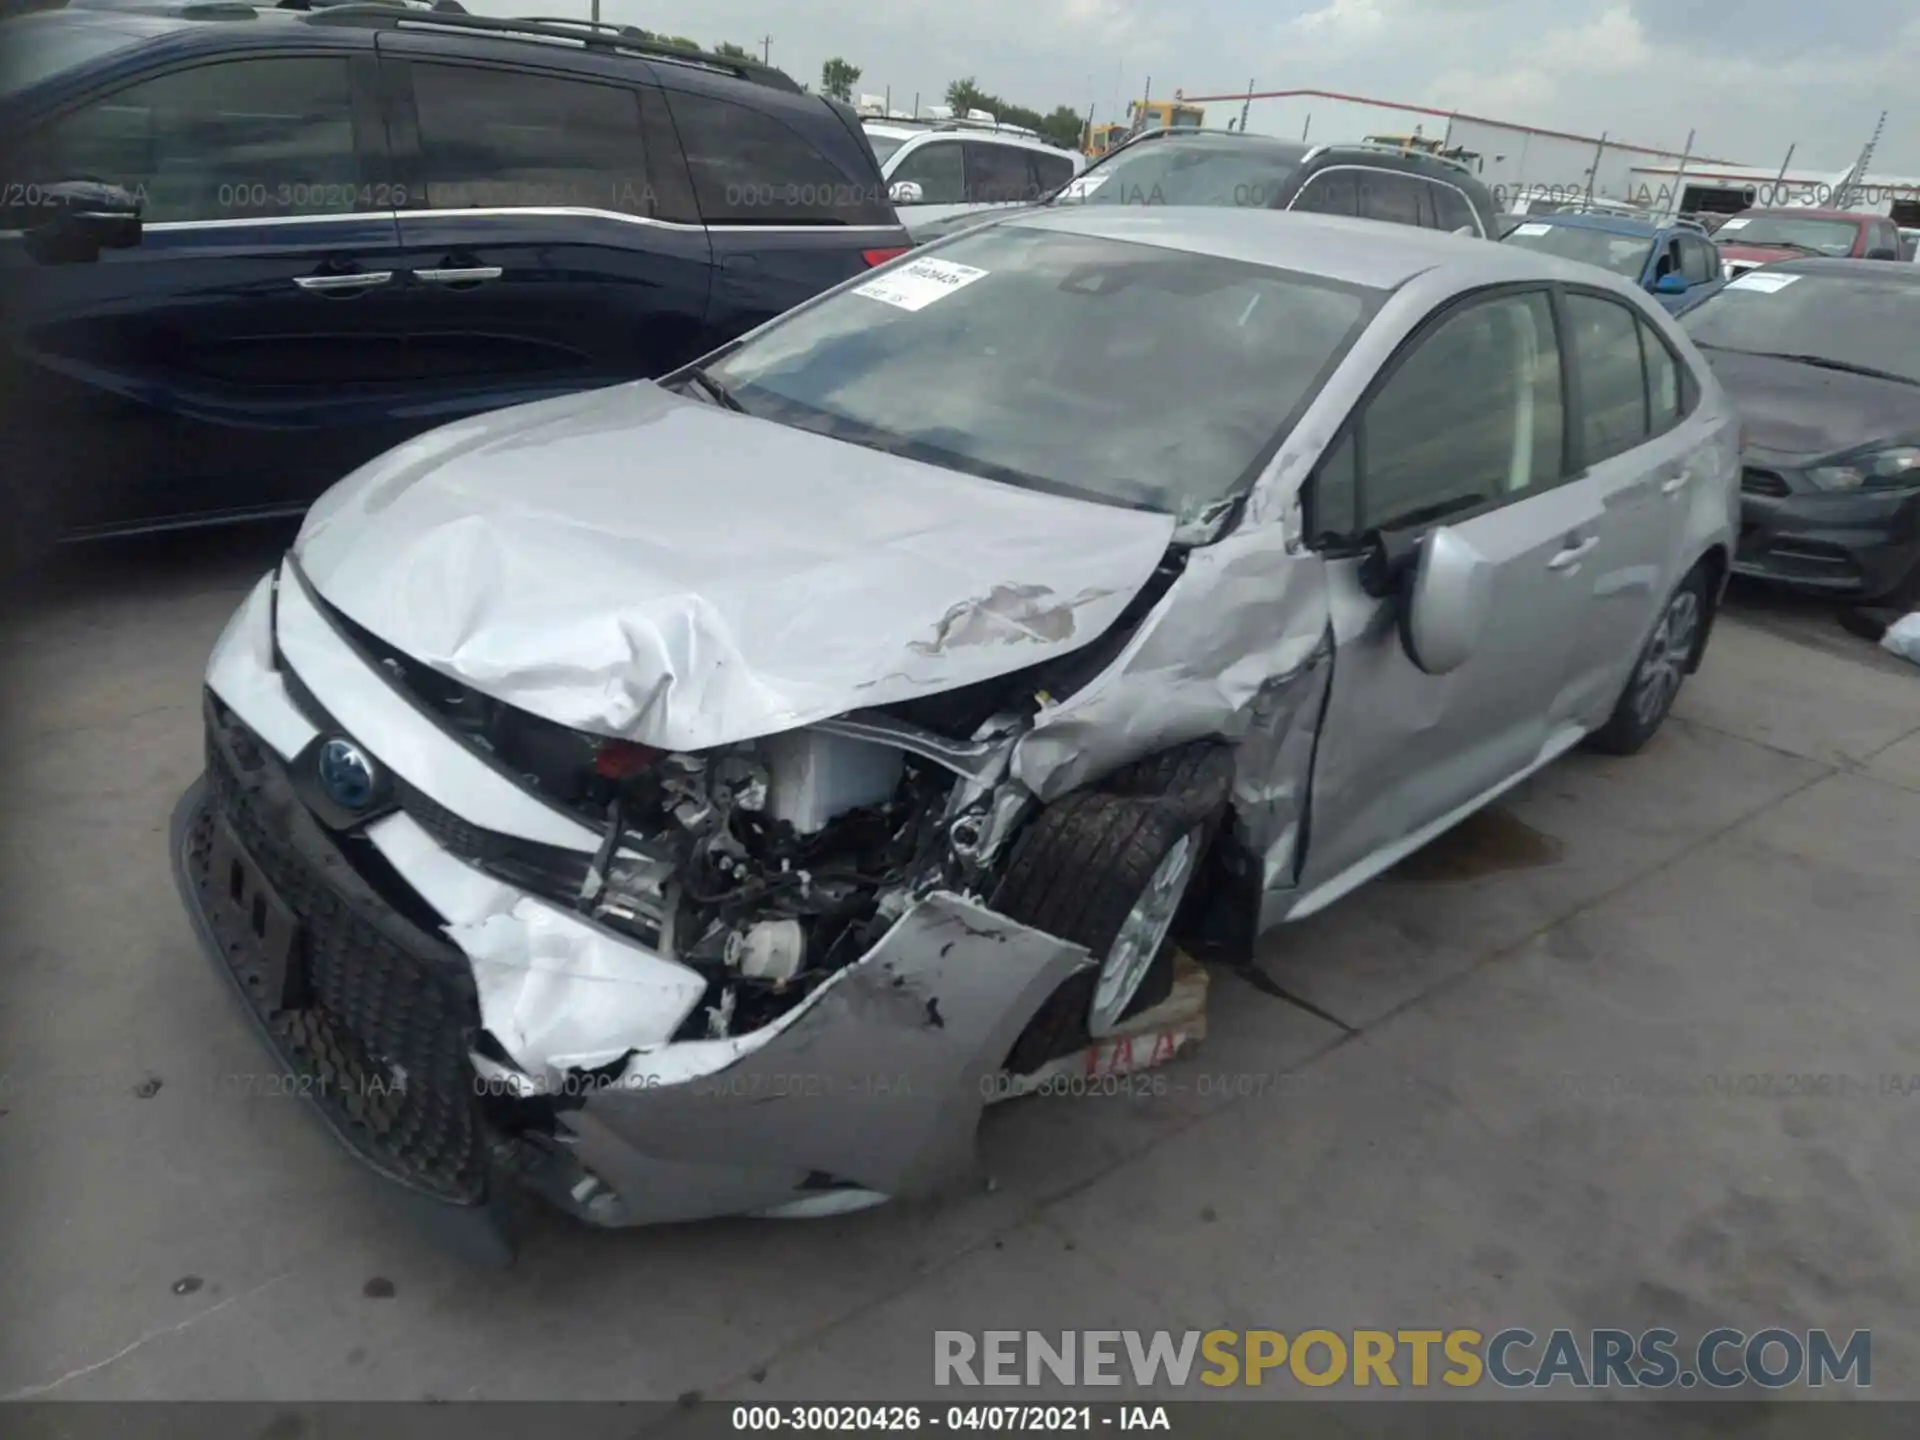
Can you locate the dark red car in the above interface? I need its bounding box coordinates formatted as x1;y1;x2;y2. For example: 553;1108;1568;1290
1714;208;1906;277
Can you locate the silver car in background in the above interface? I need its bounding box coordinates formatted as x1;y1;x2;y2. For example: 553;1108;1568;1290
173;210;1740;1255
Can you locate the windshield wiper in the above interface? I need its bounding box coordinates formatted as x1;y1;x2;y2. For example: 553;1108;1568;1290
1739;240;1823;255
681;366;747;413
1747;352;1920;386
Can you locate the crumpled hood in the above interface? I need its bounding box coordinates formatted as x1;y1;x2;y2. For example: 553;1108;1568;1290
1703;348;1920;461
295;382;1177;752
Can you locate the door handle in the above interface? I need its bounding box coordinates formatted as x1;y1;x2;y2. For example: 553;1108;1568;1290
413;265;503;285
1660;469;1690;495
294;270;393;294
1547;535;1600;571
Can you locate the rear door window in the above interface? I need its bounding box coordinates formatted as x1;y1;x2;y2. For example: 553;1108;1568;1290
409;63;651;216
8;56;369;224
1356;169;1426;228
1641;317;1684;434
666;89;894;225
1290;168;1358;216
1430;182;1480;234
887;139;964;204
1566;291;1650;463
964;142;1037;204
1030;151;1076;194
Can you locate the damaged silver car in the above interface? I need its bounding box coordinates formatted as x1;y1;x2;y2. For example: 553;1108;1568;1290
171;209;1741;1256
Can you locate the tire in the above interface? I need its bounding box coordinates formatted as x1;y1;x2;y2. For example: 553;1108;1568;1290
1584;565;1710;756
993;746;1231;1074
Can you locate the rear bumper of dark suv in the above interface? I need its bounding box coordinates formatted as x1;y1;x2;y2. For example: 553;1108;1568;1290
170;692;519;1262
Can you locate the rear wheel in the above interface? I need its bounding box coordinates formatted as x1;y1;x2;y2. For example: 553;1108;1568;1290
1584;566;1709;756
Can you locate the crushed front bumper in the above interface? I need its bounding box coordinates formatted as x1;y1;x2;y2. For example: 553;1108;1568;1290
174;682;1091;1255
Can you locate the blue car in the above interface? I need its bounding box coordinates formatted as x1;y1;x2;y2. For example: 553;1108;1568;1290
1501;212;1727;315
0;0;908;564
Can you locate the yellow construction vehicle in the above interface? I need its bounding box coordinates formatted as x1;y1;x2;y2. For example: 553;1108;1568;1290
1084;97;1206;159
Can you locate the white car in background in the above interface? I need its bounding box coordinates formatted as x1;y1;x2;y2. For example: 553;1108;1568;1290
864;120;1084;240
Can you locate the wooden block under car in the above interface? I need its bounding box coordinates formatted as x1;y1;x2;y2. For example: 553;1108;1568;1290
987;950;1208;1103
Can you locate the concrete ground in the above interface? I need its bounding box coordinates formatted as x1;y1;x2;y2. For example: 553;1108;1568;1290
2;527;1918;1404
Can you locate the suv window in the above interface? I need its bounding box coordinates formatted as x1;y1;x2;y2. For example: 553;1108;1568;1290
1678;234;1717;284
1566;292;1650;463
411;64;650;216
667;90;893;225
888;139;964;204
1030;151;1076;194
1291;169;1358;216
1348;291;1564;531
964;141;1037;204
1429;182;1479;234
8;56;364;225
1356;169;1426;229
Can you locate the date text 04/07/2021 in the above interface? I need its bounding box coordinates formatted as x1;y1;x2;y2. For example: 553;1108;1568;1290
729;1405;1171;1431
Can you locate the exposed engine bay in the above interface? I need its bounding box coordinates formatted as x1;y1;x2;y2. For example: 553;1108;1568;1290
318;554;1195;1045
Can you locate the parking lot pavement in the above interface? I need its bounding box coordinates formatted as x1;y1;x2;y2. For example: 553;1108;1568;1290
2;538;1917;1402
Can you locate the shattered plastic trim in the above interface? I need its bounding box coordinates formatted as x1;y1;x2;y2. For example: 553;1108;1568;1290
533;895;1091;1225
205;572;318;762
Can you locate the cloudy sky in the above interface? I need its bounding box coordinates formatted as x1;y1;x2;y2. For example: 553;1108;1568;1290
467;0;1919;172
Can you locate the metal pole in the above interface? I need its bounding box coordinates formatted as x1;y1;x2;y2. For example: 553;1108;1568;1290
1135;76;1151;133
589;0;597;22
760;35;771;64
1585;130;1607;205
884;86;891;116
1240;78;1253;134
1668;128;1695;221
1302;113;1311;143
1769;143;1796;206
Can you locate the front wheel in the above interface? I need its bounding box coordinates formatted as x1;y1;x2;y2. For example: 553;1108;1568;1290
1584;567;1709;756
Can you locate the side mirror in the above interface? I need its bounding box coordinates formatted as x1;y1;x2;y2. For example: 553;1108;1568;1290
1865;246;1898;261
888;180;924;205
1654;272;1690;295
20;181;143;265
1395;526;1494;675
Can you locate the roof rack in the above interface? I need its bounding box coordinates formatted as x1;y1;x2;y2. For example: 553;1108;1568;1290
298;5;803;91
1338;139;1478;174
277;0;464;10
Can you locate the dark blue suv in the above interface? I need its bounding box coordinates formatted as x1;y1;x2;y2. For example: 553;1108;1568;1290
0;0;908;558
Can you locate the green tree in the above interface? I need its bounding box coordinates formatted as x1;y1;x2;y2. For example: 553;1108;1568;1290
820;57;862;102
1039;105;1085;150
713;41;751;59
945;77;988;115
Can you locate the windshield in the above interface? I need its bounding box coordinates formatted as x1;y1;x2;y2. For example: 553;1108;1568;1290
1714;214;1860;255
1063;138;1311;209
865;132;908;166
1681;271;1920;385
1502;222;1652;278
700;225;1378;520
0;14;166;99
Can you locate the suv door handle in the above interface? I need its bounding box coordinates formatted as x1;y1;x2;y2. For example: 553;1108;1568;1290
294;270;393;294
1547;535;1600;571
413;265;503;285
1660;468;1690;495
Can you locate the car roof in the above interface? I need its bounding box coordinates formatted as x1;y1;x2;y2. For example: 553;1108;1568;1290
886;127;1076;156
1512;212;1661;237
1736;207;1879;222
1755;256;1920;280
1001;206;1612;292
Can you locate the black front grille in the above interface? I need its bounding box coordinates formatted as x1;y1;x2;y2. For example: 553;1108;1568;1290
1742;468;1791;497
194;699;490;1203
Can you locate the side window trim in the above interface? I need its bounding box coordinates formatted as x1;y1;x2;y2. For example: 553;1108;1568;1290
1304;281;1567;549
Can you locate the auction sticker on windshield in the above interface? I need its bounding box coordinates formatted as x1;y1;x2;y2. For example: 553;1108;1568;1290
1061;174;1110;200
854;258;990;311
1511;222;1553;236
1718;218;1751;230
1727;273;1801;293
